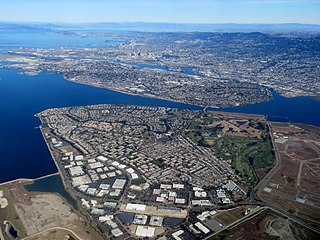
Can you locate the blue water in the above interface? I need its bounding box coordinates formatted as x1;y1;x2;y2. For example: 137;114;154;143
0;68;200;183
0;30;123;49
0;30;319;183
0;68;319;183
114;60;203;76
24;174;78;208
224;90;320;127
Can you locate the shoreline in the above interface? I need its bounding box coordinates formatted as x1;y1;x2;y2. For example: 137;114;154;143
1;120;317;186
63;74;211;109
4;60;316;102
6;66;272;110
63;74;272;109
37;122;71;194
0;67;319;191
0;172;59;186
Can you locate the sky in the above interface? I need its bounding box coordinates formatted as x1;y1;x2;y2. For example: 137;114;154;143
0;0;319;24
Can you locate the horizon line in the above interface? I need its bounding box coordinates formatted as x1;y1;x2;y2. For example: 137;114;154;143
1;21;320;26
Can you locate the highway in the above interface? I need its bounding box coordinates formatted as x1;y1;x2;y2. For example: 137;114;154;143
205;122;320;239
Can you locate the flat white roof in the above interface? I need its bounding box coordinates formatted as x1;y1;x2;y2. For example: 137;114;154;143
126;203;146;211
195;222;210;234
97;155;108;161
72;175;91;187
112;179;126;189
136;226;155;237
175;198;186;204
131;173;139;179
118;164;127;169
111;228;123;237
156;197;165;202
111;161;120;166
173;183;184;189
69;166;84;176
99;184;110;190
89;162;104;169
160;184;172;189
75;155;84;160
126;168;135;174
172;230;184;240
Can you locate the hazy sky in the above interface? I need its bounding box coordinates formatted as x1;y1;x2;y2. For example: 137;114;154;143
0;0;319;24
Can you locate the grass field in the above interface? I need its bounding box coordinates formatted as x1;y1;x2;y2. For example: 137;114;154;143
131;178;146;185
42;229;79;240
184;113;275;186
214;211;240;225
1;186;27;238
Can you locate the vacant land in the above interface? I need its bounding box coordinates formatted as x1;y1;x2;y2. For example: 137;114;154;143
209;209;319;240
184;112;275;186
209;210;279;240
217;205;260;225
15;194;78;235
0;179;102;240
258;123;320;228
25;228;80;240
214;211;240;226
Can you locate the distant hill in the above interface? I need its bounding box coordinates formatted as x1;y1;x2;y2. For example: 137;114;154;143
1;21;320;33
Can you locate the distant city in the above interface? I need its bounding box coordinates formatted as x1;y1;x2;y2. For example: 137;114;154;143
0;22;320;240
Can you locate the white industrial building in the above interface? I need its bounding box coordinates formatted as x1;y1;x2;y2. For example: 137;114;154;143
126;203;146;211
195;222;210;234
68;166;84;176
111;228;123;237
72;175;91;186
97;155;108;161
75;155;84;161
172;230;184;240
135;226;155;238
88;162;104;169
112;179;126;189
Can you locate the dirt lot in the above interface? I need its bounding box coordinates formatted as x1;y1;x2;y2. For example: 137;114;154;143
263;156;300;196
301;160;320;195
15;193;78;235
210;209;320;240
259;193;320;229
0;179;103;240
214;205;259;225
286;141;319;160
257;122;320;228
210;210;280;240
24;228;80;240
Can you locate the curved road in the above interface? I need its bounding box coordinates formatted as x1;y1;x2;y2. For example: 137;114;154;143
21;227;83;240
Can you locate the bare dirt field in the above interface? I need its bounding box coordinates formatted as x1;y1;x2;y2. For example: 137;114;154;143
257;122;320;229
15;193;78;235
0;179;103;240
24;228;80;240
301;160;320;195
214;205;259;225
210;210;280;240
209;209;320;240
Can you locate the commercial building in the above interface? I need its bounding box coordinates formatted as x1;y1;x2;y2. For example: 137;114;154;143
112;179;126;189
126;203;147;211
135;226;155;238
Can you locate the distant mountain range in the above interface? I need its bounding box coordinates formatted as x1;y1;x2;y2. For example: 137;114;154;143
1;21;320;33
